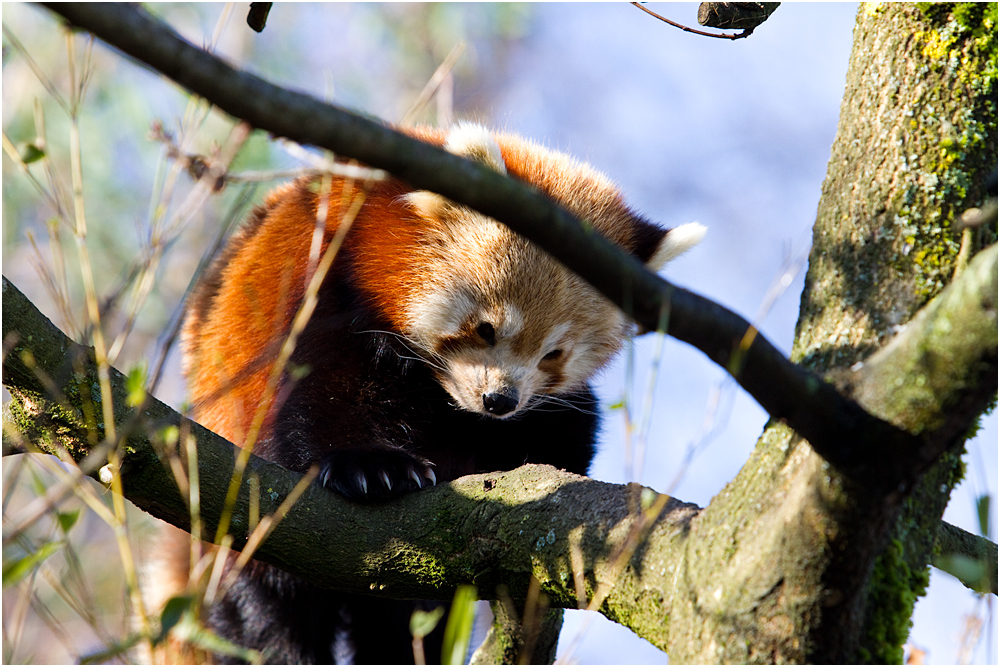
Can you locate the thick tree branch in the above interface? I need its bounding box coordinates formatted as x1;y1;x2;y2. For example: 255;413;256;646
834;245;998;455
3;240;996;618
3;276;703;643
37;2;977;495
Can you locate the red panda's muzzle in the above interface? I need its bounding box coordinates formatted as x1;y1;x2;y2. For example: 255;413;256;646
436;358;535;419
482;389;519;417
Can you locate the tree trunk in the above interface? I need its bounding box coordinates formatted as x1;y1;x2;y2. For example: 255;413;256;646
666;4;997;663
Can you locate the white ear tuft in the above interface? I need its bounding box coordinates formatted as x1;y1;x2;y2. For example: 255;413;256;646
445;123;506;174
647;222;706;270
404;190;449;220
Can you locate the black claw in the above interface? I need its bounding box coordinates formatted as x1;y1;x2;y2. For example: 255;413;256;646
317;448;436;501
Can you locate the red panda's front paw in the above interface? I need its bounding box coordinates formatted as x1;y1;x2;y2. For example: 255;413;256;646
318;447;437;501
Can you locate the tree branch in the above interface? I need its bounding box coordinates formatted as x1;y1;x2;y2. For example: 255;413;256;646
933;521;998;595
37;2;978;495
3;232;996;644
834;244;998;459
2;276;703;645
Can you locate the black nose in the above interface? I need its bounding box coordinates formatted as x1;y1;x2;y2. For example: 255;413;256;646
483;391;518;416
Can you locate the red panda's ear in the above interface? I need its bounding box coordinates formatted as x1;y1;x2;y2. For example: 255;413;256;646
444;123;507;174
644;222;706;271
407;123;507;221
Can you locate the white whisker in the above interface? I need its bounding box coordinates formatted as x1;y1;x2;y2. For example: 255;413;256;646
354;328;449;372
525;394;598;416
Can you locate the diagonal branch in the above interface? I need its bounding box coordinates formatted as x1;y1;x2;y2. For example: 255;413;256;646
833;244;998;463
36;2;977;494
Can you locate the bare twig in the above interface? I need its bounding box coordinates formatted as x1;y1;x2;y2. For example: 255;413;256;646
631;2;756;40
400;41;466;127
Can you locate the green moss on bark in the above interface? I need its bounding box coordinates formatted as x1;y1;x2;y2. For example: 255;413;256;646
858;539;930;664
900;2;999;298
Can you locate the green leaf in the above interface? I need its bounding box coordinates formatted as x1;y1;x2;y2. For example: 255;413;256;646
441;584;478;665
410;605;446;639
936;554;988;592
125;364;148;408
186;626;261;664
976;494;991;538
157;598;261;663
79;633;144;664
18;142;45;164
155;595;194;644
55;508;81;534
2;540;65;587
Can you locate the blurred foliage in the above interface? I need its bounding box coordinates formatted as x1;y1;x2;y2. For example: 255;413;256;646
442;585;479;665
2;3;532;663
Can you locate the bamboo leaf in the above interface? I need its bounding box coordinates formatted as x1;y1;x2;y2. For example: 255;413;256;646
441;584;478;665
2;540;64;587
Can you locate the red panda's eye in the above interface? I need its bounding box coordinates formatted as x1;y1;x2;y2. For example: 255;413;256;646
542;349;562;361
476;322;496;346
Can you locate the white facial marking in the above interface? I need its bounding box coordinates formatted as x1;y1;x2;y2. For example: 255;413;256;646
500;304;524;338
542;322;572;357
409;287;476;343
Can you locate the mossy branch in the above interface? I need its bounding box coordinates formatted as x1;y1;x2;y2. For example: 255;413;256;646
3;276;704;646
2;242;996;629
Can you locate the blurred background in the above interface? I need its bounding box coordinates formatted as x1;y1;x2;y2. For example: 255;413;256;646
2;3;995;664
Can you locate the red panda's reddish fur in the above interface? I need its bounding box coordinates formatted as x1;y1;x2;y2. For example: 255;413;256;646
156;125;700;664
182;126;665;448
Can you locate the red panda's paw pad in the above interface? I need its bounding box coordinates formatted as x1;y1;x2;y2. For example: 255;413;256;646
318;447;436;502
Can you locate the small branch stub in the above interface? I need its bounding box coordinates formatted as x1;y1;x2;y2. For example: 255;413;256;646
632;2;776;40
697;3;780;30
247;3;272;33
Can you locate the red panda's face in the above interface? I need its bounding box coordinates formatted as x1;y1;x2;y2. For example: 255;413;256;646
400;211;630;419
395;122;704;418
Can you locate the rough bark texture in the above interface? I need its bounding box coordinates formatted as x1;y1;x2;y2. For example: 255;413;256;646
4;278;705;612
469;604;563;664
5;239;994;661
663;4;997;663
793;4;997;663
794;3;997;371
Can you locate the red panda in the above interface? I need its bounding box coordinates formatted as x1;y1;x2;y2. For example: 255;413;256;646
160;123;704;663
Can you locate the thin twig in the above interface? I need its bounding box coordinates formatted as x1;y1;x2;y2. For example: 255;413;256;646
400;41;466;127
631;3;754;40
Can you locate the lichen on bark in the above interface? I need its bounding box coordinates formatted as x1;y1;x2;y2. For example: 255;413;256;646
789;3;997;663
793;3;997;374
